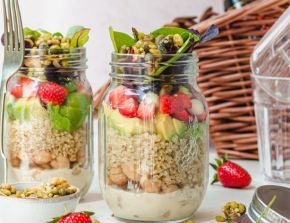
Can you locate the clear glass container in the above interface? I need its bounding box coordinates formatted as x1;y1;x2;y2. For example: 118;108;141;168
2;47;94;196
251;7;290;183
98;53;209;222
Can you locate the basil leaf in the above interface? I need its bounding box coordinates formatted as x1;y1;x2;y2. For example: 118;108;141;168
77;28;90;47
66;25;84;38
109;26;136;52
151;27;192;41
70;28;90;48
155;35;195;75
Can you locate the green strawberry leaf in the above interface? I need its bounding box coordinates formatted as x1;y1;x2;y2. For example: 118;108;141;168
109;26;136;52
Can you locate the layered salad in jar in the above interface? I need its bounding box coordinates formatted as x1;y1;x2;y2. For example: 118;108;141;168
100;26;218;221
3;27;93;194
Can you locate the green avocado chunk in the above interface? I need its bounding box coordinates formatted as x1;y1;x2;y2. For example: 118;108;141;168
155;114;177;141
104;104;154;136
173;118;187;137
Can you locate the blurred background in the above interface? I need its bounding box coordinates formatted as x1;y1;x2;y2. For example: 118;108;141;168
0;0;223;92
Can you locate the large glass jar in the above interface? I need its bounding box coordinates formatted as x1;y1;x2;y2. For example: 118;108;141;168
98;53;209;222
2;47;94;196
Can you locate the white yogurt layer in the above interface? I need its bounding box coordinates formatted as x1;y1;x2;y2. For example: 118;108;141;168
105;186;205;221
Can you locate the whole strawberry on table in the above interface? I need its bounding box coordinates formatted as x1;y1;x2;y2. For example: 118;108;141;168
48;211;100;223
210;156;252;188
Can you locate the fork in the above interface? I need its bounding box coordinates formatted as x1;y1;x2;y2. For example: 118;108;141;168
0;0;24;183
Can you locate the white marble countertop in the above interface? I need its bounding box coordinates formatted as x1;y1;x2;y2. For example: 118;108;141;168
77;152;286;223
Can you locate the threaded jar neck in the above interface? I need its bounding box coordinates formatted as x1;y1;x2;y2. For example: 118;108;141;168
20;47;87;72
110;52;199;83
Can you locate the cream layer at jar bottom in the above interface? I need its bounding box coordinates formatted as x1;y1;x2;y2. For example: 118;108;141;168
105;186;205;221
8;166;92;193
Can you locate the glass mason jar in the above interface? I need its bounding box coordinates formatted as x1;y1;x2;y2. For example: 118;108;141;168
98;53;209;222
2;47;94;196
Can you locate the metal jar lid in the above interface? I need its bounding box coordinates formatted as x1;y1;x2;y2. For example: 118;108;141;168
239;185;290;223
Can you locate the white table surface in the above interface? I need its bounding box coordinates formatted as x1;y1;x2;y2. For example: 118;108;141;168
77;152;287;223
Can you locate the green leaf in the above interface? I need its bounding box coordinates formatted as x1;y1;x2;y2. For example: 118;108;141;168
151;27;192;41
23;27;41;40
60;106;86;131
53;32;63;38
70;28;90;48
109;26;136;52
210;163;218;170
77;28;90;47
48;104;72;132
66;25;84;38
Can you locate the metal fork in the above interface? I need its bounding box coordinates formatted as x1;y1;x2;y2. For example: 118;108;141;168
0;0;24;183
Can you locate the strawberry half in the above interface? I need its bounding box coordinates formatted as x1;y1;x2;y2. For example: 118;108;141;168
10;76;37;98
159;95;172;114
210;156;252;188
49;211;94;223
118;97;138;118
108;85;134;109
38;82;68;105
172;110;193;122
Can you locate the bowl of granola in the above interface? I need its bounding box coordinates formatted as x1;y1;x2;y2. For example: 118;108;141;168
0;177;80;223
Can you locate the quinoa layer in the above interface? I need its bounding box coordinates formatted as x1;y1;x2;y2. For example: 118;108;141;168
106;126;207;192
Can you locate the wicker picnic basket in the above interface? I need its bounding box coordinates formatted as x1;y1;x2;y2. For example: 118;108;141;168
93;0;289;160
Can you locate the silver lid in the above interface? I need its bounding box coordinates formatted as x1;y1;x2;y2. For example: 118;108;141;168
246;185;290;223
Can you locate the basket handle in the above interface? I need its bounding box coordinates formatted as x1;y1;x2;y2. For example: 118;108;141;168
93;79;111;117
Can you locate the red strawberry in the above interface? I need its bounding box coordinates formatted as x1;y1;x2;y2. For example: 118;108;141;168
197;111;207;122
137;101;155;120
159;95;172;114
172;110;193;122
109;85;134;109
10;77;37;98
174;92;192;109
38;82;68;105
49;211;94;223
11;85;23;98
119;98;138;118
211;156;252;188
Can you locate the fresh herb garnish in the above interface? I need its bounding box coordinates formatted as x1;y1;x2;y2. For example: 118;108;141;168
109;26;136;52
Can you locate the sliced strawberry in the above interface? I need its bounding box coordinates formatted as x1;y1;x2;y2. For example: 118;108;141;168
175;92;192;109
137;101;155;120
172;110;193;122
38;82;68;105
10;85;23;98
197;111;207;122
109;85;133;109
10;77;37;98
159;95;172;114
119;98;138;118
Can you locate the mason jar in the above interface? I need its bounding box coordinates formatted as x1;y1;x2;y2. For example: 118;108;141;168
98;53;209;222
2;47;94;196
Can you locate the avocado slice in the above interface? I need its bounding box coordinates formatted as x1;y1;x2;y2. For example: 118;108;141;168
173;118;187;137
155;114;177;141
104;104;155;135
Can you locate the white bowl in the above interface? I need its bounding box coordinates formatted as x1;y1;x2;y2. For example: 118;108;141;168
0;182;80;223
